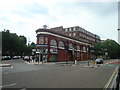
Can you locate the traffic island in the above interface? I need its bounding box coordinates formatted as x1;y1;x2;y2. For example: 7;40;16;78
0;64;13;68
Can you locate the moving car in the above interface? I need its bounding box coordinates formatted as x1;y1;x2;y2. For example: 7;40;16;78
95;58;104;64
24;56;30;61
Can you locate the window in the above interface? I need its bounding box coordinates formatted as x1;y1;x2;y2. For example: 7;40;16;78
58;41;64;48
65;29;68;32
73;27;76;31
69;33;72;36
73;33;76;36
69;43;73;49
37;49;40;51
86;47;89;52
69;28;72;31
50;39;57;46
39;37;44;44
79;33;81;36
77;45;80;50
83;46;86;51
67;28;69;31
45;37;48;44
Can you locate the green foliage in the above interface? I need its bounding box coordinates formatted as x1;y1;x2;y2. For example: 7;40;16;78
93;39;120;59
2;29;35;56
27;42;36;56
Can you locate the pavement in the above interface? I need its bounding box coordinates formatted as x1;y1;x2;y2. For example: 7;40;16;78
1;59;119;67
0;63;12;67
24;61;56;65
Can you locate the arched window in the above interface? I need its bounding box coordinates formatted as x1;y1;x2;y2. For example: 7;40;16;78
83;46;86;51
77;45;80;50
45;37;48;44
50;39;57;47
69;43;73;50
58;41;64;49
39;37;44;44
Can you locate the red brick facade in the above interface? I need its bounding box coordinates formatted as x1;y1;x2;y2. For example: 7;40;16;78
35;26;100;62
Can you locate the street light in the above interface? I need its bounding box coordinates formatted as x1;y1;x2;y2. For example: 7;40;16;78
65;45;69;64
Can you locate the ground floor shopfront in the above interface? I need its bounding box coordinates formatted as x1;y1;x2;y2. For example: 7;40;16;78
35;29;91;62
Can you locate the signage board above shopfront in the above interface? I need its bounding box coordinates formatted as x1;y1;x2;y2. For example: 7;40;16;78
50;48;58;54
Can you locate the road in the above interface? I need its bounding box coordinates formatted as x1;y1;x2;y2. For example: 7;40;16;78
1;59;119;89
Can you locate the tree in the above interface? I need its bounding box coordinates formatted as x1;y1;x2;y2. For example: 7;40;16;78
93;39;120;59
103;39;120;59
27;42;36;56
2;29;30;57
19;36;27;56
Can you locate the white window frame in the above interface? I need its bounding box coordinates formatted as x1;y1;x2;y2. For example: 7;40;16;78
73;33;76;36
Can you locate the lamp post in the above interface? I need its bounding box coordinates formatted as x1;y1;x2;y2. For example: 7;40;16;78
65;45;69;65
87;46;90;67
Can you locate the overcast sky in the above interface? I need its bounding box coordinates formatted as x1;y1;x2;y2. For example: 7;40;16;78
0;0;119;44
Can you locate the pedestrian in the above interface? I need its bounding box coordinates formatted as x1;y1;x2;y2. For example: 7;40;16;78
32;56;35;62
28;56;31;63
36;55;39;63
45;55;48;63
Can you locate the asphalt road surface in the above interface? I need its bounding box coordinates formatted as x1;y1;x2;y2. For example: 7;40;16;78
1;59;118;89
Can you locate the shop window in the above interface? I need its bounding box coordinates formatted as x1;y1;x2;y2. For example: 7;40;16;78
39;37;44;44
50;39;57;47
58;41;64;49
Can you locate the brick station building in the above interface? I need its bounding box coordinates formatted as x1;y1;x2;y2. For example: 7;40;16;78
35;26;101;62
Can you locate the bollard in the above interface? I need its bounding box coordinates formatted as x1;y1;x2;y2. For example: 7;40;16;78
88;59;90;67
94;61;96;65
75;60;77;65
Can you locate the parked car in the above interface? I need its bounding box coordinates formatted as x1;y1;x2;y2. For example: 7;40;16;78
95;58;104;64
12;56;20;59
2;56;11;60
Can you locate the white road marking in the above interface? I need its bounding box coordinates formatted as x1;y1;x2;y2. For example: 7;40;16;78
11;66;13;68
0;83;16;88
104;66;118;89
